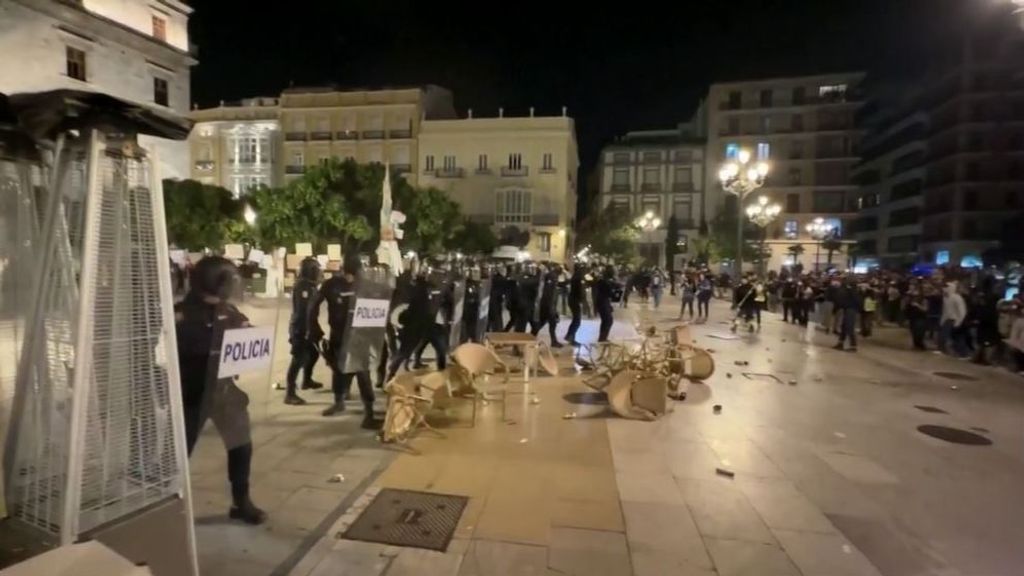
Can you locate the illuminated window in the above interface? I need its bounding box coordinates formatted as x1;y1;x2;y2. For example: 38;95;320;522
818;84;848;100
725;143;739;160
496;189;532;224
784;220;798;239
757;142;770;160
935;250;950;265
152;16;166;41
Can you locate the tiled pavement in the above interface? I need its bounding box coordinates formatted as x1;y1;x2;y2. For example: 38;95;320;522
195;295;1024;576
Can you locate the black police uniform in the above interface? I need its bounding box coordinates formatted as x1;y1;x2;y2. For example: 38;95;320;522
175;291;263;523
463;277;481;344
531;269;562;346
285;276;321;397
594;272;616;342
565;268;585;344
516;271;540;333
488;270;506;332
413;275;452;368
504;272;521;331
309;274;376;422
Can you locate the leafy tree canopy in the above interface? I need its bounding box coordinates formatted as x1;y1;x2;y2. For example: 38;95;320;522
162;179;243;251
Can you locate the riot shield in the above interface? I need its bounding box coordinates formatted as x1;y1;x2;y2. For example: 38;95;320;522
447;277;466;346
467;277;491;343
336;266;394;374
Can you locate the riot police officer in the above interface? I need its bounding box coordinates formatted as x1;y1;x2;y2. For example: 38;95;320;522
565;263;586;346
284;257;324;405
594;265;617;342
532;263;563;347
488;264;507;332
175;256;266;525
309;255;380;428
515;263;540;333
463;264;481;344
414;264;453;368
504;264;521;331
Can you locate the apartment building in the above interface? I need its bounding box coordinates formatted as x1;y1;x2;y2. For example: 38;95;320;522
278;85;455;186
854;29;1024;268
697;73;865;270
187;97;281;194
595;125;705;267
417;110;579;263
0;0;196;179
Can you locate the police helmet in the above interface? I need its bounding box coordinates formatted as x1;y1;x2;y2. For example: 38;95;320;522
299;257;322;282
191;256;239;301
343;253;362;276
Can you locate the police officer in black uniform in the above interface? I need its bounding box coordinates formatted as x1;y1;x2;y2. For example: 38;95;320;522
463;263;482;344
515;263;540;333
488;264;507;332
504;264;522;331
309;255;380;428
565;263;586;346
594;265;617;342
284;257;324;405
175;256;266;525
414;264;453;368
531;263;564;347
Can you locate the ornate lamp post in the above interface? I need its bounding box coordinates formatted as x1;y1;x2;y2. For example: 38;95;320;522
718;149;769;276
745;195;781;275
805;217;835;272
635;210;662;266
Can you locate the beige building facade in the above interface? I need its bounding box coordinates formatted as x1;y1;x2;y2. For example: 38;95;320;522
596;126;705;267
417;111;579;263
187;97;280;194
278;85;455;186
698;73;865;270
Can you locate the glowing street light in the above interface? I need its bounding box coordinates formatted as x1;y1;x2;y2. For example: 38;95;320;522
719;148;769;275
805;217;836;271
745;195;781;275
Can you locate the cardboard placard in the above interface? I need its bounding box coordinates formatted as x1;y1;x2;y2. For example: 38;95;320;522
327;244;342;261
295;242;313;257
217;326;276;378
224;243;244;260
248;248;265;265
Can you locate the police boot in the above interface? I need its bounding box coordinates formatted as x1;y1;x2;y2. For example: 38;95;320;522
284;393;307;406
322;402;346;417
229;498;267;525
301;379;324;390
361;405;382;430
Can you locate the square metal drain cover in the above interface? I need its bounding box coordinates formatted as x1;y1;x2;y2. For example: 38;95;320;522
341;488;468;552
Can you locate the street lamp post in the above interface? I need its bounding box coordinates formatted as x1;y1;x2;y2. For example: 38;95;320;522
805;217;834;272
719;149;769;277
745;195;781;276
635;211;662;266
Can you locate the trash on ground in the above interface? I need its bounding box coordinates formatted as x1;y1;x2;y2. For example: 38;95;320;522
530;397;541;405
834;431;847;439
950;385;959;391
787;380;798;386
713;404;722;414
327;474;346;483
519;438;529;444
726;373;732;378
842;544;853;554
734;361;749;366
562;412;577;419
715;467;735;479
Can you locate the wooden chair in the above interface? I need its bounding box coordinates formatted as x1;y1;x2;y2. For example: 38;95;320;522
451;342;509;424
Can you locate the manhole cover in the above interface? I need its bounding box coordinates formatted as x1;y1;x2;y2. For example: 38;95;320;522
917;425;992;446
342;489;468;551
932;371;978;382
914;405;948;414
743;372;782;384
563;392;608;405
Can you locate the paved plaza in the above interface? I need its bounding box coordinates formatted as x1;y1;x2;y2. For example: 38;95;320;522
190;294;1024;576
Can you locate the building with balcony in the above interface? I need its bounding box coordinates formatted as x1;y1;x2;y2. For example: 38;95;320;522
0;0;197;179
853;24;1024;268
187;97;281;195
417;109;579;263
695;73;865;270
277;85;455;186
595;125;705;267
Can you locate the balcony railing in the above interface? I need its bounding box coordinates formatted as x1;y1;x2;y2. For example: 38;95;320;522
641;182;662;192
672;182;694;192
284;132;306;141
532;213;560;226
436;167;465;178
539;166;557;174
361;130;385;140
475;167;493;175
335;130;358;140
285;165;306;174
310;131;332;141
501;166;529;177
389;129;412;139
228;156;270;165
610;183;631;192
194;160;215;171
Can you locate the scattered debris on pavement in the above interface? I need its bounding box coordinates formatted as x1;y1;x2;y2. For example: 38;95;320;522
530;397;541;405
788;380;798;386
327;474;346;483
519;438;529;444
715;467;735;479
950;385;959;391
726;373;732;378
562;412;577;419
734;360;749;366
713;404;722;414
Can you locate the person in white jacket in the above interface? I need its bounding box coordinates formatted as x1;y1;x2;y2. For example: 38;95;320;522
940;281;968;357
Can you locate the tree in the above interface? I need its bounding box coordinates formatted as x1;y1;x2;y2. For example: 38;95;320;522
787;244;805;265
665;215;681;272
451;218;499;255
822;237;844;265
400;185;463;254
163;179;244;251
690;237;720;267
577;205;639;262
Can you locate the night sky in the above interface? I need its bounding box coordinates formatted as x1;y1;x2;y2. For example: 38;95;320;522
189;0;976;196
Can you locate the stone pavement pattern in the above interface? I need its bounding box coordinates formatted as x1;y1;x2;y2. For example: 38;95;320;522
193;295;1024;576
